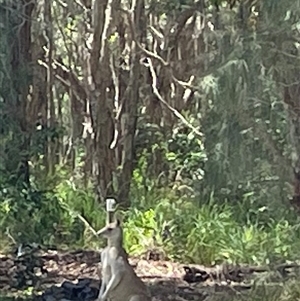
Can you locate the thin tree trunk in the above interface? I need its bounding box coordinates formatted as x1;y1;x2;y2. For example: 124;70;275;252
45;0;56;175
90;0;116;200
3;1;34;186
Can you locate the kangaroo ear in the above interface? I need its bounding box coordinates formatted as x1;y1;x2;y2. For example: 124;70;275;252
115;218;121;226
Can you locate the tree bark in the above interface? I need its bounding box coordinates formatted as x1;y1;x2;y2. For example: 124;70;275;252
90;0;116;200
2;1;34;186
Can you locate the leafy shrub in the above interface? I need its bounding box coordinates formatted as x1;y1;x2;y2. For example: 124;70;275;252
1;165;300;269
121;187;300;265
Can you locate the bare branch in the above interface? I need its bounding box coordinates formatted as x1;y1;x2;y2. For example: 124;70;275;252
121;7;169;66
146;58;203;137
38;56;87;102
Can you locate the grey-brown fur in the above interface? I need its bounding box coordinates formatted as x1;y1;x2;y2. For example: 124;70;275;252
96;219;151;301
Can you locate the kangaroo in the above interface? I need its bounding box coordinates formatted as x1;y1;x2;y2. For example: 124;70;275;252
96;219;151;301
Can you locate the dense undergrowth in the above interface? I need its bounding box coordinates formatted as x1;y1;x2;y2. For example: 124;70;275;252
1;166;300;267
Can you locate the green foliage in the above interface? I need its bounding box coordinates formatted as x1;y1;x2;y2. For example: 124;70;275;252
1;1;300;298
54;176;106;248
149;0;195;15
2;166;300;268
0;180;64;245
122;187;300;265
0;167;103;248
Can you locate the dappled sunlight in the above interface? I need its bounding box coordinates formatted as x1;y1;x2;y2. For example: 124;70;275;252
1;0;300;300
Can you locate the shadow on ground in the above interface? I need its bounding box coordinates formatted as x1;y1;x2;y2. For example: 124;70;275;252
1;247;300;301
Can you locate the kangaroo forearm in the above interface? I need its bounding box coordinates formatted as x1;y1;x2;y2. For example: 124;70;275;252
101;274;122;299
98;282;106;298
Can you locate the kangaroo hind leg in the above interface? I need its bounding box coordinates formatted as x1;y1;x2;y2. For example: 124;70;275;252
129;295;150;301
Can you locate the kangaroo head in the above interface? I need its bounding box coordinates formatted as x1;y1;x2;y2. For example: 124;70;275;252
97;219;123;245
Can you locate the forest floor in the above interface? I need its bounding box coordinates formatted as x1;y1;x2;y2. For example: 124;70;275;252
0;248;300;301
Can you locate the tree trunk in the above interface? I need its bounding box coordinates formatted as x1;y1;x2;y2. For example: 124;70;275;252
1;1;34;186
90;0;116;200
284;85;300;212
116;0;145;207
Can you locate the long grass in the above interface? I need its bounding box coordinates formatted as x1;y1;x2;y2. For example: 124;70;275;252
2;177;300;265
2;178;300;299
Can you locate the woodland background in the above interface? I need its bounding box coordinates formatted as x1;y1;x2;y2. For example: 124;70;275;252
0;0;300;269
